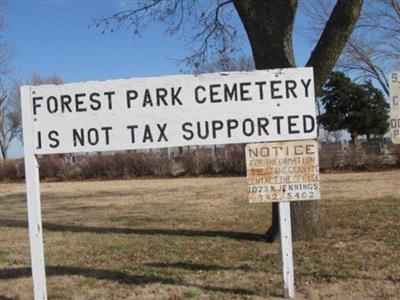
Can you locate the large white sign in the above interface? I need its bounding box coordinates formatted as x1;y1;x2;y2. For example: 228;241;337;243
390;72;400;144
21;68;317;299
21;68;317;155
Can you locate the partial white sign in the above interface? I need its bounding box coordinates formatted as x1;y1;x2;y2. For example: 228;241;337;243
390;72;400;144
21;68;317;155
246;140;320;203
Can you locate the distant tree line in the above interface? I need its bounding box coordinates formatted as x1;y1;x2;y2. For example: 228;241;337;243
1;142;399;182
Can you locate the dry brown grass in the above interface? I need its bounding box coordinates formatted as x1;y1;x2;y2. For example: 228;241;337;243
0;171;399;299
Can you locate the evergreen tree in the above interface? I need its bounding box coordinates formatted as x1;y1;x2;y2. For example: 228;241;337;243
320;72;389;143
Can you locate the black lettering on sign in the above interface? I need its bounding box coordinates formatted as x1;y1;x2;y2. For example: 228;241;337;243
182;122;194;141
143;90;153;107
47;96;58;113
87;128;99;145
156;88;168;106
171;87;182;105
127;125;138;143
255;81;266;100
157;123;168;142
242;118;255;136
211;120;224;138
33;97;43;115
75;94;87;112
288;115;300;134
60;95;73;113
102;127;112;145
73;128;85;147
224;84;238;102
104;91;115;109
195;86;206;104
126;90;138;108
142;125;153;143
301;79;312;97
272;116;284;134
48;131;60;148
197;121;209;139
285;80;297;98
36;131;42;149
270;81;283;99
89;93;101;111
257;118;269;136
240;82;252;101
227;119;239;138
303;115;315;133
210;84;222;103
72;127;112;147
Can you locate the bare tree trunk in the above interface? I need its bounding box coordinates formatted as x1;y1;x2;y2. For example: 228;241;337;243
234;0;363;242
0;143;7;161
234;0;297;243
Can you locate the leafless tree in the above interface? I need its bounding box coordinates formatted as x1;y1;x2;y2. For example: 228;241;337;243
93;0;363;241
0;0;14;86
0;0;19;160
29;73;63;86
0;73;63;160
0;81;21;160
194;52;254;73
301;0;399;95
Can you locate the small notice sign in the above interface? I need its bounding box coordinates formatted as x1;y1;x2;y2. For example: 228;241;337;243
390;72;399;144
246;140;320;203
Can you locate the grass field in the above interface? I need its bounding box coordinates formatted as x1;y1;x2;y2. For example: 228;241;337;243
0;171;399;299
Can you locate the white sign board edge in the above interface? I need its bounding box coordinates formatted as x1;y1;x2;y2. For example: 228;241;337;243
390;71;400;144
21;67;317;155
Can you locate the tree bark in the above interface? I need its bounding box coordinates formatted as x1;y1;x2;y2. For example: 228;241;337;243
234;0;297;242
233;0;297;69
234;0;363;242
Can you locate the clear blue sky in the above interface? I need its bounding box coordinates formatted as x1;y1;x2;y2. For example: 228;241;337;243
3;0;314;158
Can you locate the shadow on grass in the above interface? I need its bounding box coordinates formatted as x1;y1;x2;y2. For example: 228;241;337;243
0;188;186;204
143;262;253;272
0;219;266;242
0;266;256;296
301;271;400;283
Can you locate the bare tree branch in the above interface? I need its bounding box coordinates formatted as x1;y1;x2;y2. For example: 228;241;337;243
302;0;399;95
0;82;21;160
306;0;363;96
92;0;238;67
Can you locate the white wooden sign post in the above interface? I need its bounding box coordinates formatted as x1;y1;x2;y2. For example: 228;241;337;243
279;202;295;298
21;87;47;300
21;68;318;299
245;140;320;298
